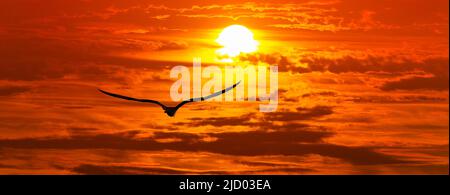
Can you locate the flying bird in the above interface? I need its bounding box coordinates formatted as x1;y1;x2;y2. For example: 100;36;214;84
98;81;241;117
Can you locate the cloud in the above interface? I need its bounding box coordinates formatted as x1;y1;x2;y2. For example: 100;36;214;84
348;95;448;104
174;113;255;127
263;106;333;122
71;163;313;174
0;85;31;96
66;127;101;136
240;52;449;77
299;55;449;76
0;24;191;82
239;53;298;72
72;164;211;174
0;129;408;165
2;0;447;34
240;52;449;92
380;76;449;91
233;160;294;167
301;91;338;98
321;116;375;124
154;41;188;51
0;37;186;82
176;1;448;33
173;106;334;130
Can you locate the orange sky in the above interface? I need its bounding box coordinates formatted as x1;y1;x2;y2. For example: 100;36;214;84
0;0;448;174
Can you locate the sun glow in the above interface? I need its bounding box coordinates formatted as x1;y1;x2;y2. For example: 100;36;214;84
216;25;259;58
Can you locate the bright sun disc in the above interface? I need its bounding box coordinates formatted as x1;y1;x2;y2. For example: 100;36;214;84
216;25;258;57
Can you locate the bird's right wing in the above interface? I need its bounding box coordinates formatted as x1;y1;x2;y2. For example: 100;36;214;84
201;81;241;101
98;89;166;108
175;81;241;109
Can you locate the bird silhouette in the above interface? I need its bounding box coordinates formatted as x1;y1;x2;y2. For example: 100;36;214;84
98;81;241;117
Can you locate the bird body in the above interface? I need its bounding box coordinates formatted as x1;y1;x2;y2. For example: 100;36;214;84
98;81;240;117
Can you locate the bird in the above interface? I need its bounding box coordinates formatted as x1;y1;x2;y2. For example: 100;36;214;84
98;81;241;117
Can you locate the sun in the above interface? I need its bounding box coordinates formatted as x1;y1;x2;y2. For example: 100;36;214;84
216;25;259;57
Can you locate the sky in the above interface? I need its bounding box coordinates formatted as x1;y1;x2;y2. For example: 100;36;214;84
0;0;448;174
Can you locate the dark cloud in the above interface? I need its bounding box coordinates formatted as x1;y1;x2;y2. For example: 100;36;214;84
61;106;94;109
0;35;189;82
380;76;449;91
263;106;334;122
239;53;302;73
71;163;313;174
71;164;208;175
321;116;375;123
231;160;316;174
175;106;334;128
303;56;449;75
152;131;202;142
0;129;407;165
67;127;99;132
174;113;255;127
0;54;180;82
210;129;332;144
0;85;31;96
348;95;448;104
140;123;179;131
239;167;313;174
233;160;294;167
402;124;449;131
66;127;101;136
0;163;19;169
155;41;188;51
301;91;338;98
240;53;449;81
291;55;450;86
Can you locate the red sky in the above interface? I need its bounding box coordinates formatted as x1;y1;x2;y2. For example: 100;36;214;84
0;0;448;174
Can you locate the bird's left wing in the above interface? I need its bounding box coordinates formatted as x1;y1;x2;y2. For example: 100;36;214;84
97;89;167;109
